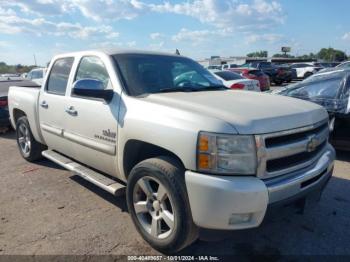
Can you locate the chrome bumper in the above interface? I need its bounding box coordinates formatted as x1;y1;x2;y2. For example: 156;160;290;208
185;143;335;230
265;143;335;204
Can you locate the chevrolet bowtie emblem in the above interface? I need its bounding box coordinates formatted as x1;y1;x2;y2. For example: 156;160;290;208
306;135;318;152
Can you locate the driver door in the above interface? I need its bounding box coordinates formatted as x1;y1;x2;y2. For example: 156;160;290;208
63;55;121;177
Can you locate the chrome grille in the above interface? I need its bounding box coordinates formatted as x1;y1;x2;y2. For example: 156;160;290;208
255;120;329;179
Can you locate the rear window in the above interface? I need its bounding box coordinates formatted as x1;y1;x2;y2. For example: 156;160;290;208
214;71;243;81
46;57;74;95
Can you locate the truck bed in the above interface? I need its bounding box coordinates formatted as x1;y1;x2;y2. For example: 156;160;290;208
0;79;40;97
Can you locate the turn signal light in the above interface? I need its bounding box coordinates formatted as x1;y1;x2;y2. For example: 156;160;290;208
198;154;210;169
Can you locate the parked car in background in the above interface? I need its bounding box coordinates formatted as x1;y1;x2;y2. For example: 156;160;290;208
231;68;270;91
0;74;22;81
272;69;350;151
222;63;238;70
290;63;323;79
0;95;10;129
313;62;340;68
26;68;47;85
206;65;222;70
334;61;350;70
242;61;293;85
210;70;260;91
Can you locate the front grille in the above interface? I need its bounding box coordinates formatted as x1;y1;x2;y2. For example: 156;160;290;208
265;123;328;148
266;141;326;173
256;121;329;179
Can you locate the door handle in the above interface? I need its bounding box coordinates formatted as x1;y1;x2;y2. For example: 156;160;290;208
40;101;48;108
65;106;78;116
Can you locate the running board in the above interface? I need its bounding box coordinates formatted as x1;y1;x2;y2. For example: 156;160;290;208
42;150;125;196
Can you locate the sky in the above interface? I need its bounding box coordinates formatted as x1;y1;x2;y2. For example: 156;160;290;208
0;0;350;66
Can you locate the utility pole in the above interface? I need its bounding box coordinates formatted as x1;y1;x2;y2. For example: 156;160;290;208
33;54;37;66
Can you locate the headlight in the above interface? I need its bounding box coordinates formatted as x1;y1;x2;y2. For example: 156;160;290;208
197;132;257;175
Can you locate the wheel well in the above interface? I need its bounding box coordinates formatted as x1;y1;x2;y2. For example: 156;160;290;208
13;109;26;124
123;140;185;178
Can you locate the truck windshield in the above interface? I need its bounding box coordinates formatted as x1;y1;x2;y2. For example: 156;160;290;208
113;54;225;96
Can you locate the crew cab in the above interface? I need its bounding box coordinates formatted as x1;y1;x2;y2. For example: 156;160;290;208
8;50;335;253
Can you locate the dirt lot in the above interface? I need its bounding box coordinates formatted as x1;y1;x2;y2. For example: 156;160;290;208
0;130;350;257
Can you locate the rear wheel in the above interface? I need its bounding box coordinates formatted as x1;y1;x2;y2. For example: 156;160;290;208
127;156;198;253
16;116;46;162
274;80;283;85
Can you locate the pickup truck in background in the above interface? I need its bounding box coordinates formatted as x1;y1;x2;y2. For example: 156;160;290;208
8;50;335;253
243;61;293;85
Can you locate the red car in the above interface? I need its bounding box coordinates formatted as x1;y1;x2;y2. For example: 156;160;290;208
230;68;270;91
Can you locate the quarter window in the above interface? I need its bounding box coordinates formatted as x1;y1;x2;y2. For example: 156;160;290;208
46;57;74;95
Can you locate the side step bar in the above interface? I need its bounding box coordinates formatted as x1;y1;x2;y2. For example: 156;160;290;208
42;150;125;196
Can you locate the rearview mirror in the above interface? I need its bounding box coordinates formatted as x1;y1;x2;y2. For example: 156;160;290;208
72;79;114;102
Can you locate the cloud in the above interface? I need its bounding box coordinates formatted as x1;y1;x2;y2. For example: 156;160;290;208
1;0;284;30
0;41;10;48
0;0;71;16
150;32;162;40
150;0;284;30
245;33;283;44
149;41;165;50
342;32;350;40
0;12;119;40
171;28;233;46
70;0;145;21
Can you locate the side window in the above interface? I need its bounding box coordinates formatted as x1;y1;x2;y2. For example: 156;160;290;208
46;57;74;95
75;56;111;89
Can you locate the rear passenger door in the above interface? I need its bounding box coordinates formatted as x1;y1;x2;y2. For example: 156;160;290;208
38;57;74;156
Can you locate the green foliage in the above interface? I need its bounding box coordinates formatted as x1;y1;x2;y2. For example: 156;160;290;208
0;62;36;74
317;48;347;62
246;50;268;58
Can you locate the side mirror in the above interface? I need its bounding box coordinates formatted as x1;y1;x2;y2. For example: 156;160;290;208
72;79;114;102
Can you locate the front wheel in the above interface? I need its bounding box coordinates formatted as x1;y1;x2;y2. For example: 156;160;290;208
126;157;198;253
16;116;46;162
304;72;313;78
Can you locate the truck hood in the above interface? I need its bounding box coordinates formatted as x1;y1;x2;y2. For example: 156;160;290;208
143;90;328;134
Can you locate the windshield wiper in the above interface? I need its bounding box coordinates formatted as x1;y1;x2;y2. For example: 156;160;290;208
159;84;226;93
159;87;197;93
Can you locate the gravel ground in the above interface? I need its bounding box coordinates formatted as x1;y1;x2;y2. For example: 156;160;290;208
0;129;350;258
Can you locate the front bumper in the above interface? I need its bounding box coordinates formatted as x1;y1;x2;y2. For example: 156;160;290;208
185;144;335;230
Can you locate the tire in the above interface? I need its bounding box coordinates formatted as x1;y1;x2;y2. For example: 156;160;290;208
274;80;283;85
16;116;46;162
304;72;313;78
126;156;198;254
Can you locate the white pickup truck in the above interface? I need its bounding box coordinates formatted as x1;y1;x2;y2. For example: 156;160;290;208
8;50;335;253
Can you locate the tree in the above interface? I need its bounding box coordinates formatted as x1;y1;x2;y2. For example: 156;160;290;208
0;61;36;74
246;50;268;58
317;48;347;62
